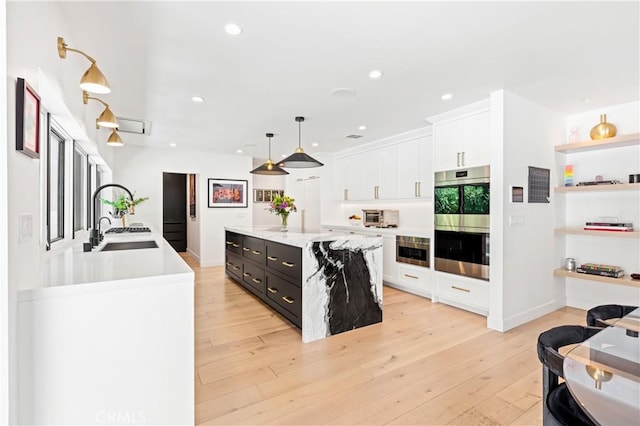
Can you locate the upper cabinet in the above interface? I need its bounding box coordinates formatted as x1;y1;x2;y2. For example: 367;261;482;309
430;100;491;172
334;129;432;201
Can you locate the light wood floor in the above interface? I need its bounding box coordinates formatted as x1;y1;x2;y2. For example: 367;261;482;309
184;253;585;425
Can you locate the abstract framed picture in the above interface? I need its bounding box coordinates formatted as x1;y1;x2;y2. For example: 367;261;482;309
16;78;41;158
208;178;248;208
189;174;196;217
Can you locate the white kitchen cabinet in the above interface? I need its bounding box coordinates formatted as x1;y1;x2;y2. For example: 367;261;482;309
396;135;433;199
433;110;490;171
361;150;381;200
334;154;364;201
394;263;433;298
433;271;489;316
360;145;399;200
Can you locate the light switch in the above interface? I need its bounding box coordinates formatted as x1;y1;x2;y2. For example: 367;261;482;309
508;215;525;226
19;214;33;243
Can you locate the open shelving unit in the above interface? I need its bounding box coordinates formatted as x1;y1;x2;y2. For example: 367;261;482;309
554;227;640;238
554;132;640;153
555;183;640;193
553;269;640;288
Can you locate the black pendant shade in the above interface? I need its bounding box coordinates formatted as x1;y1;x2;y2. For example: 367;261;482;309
250;133;289;175
280;116;324;168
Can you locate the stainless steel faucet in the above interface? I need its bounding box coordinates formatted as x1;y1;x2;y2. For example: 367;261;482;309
87;184;135;249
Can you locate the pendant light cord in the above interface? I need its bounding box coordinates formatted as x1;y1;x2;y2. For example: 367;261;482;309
268;136;272;161
298;120;302;148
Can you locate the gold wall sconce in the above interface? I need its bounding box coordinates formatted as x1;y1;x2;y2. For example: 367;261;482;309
58;36;111;94
106;129;124;147
82;91;118;129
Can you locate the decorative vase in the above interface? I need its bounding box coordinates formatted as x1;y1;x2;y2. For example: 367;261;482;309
589;114;617;140
280;213;289;232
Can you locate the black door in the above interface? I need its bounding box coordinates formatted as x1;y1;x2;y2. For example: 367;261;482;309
163;172;187;252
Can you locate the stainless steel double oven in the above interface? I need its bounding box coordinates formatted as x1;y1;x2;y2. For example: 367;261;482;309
434;166;490;280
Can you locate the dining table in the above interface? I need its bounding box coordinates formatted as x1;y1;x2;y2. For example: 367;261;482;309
563;308;640;425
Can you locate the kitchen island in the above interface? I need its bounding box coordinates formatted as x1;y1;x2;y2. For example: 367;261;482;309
225;226;383;343
18;227;194;425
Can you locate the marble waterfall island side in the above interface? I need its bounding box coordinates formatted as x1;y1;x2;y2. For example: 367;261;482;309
224;227;383;342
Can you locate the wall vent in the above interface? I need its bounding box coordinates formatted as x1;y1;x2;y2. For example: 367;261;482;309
345;134;363;139
116;117;152;135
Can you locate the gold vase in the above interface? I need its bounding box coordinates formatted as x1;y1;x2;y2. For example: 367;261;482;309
590;114;617;140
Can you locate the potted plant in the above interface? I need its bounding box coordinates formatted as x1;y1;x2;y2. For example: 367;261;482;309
101;192;149;227
268;193;297;231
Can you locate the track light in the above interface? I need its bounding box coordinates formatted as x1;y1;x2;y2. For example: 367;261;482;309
57;36;111;94
82;91;118;129
280;117;324;168
107;129;124;147
250;133;289;175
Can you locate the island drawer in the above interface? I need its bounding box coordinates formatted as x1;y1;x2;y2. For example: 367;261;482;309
242;262;265;295
265;273;302;326
242;236;265;264
225;253;242;280
225;231;242;255
265;242;302;283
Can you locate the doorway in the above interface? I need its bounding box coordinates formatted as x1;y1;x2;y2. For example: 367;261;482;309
162;172;187;252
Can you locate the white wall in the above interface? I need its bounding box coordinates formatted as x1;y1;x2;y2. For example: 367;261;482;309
1;0;9;422
488;90;566;331
563;101;640;309
110;146;252;267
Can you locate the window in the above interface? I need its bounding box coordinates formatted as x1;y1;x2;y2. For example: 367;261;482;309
73;144;87;235
47;119;65;243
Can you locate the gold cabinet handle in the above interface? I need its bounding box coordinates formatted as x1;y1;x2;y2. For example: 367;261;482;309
243;272;251;277
252;278;262;284
232;266;240;270
226;262;232;266
243;247;250;251
282;296;294;304
267;256;278;261
226;241;233;245
404;273;419;279
344;189;348;201
232;243;239;248
452;285;470;293
252;250;261;255
282;261;295;268
267;287;278;294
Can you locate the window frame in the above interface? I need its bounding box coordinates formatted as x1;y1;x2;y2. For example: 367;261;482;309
72;142;88;237
46;117;66;245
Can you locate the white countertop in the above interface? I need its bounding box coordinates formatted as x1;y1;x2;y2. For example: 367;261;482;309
322;223;431;238
225;225;380;248
20;226;194;302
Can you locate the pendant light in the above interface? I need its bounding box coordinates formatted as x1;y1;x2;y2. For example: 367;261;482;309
250;133;289;175
57;37;111;94
280;116;324;168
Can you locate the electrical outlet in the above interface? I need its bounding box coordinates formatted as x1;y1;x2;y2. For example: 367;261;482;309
508;215;525;226
19;214;33;244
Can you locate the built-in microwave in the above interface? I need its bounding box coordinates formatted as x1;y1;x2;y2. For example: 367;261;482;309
362;209;399;228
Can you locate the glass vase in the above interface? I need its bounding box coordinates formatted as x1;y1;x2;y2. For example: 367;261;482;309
280;214;289;232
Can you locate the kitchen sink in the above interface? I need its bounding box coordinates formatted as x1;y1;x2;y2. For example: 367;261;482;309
100;240;159;251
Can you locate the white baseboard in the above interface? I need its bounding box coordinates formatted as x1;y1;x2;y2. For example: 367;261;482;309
487;300;563;332
383;281;432;299
199;259;224;268
186;248;200;260
437;295;488;317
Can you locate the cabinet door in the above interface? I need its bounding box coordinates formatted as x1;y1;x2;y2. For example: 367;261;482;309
396;139;421;198
417;135;433;198
458;111;490;168
433;119;461;171
361;150;380;200
378;145;399;199
382;235;398;282
333;157;350;201
346;154;364;201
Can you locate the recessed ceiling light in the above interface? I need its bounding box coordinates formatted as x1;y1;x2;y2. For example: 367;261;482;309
441;93;453;100
236;149;243;154
281;154;286;158
225;23;243;36
358;125;367;131
311;142;319;147
169;143;177;147
192;96;204;103
330;87;356;97
583;98;591;103
368;70;383;79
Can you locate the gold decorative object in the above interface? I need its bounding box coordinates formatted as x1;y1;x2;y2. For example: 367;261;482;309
590;114;617;140
586;365;613;390
82;91;118;129
57;36;111;94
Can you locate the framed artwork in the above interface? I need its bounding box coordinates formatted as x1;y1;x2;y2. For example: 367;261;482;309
16;78;41;158
208;178;248;208
253;189;264;203
189;174;196;217
264;190;272;202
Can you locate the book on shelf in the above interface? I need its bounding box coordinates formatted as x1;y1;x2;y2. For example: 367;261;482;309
580;263;624;273
585;222;633;227
584;226;634;231
576;268;625;278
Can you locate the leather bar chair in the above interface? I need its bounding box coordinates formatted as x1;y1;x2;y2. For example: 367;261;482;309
537;325;601;426
586;304;638;328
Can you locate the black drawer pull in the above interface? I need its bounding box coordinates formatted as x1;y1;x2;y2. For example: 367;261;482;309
267;287;278;294
252;278;262;284
243;272;251;277
243;247;250;252
267;256;278;261
282;261;295;268
252;250;262;255
282;296;294;304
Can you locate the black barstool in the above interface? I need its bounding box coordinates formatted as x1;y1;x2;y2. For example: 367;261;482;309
586;304;638;328
537;325;601;426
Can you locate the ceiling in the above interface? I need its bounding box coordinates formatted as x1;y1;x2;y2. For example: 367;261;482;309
57;1;640;160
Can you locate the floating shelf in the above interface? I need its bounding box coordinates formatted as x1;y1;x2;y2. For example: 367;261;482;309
554;132;640;153
554;227;640;238
555;183;640;193
554;268;640;288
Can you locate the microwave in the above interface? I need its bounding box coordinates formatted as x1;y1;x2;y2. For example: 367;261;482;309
362;209;399;228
